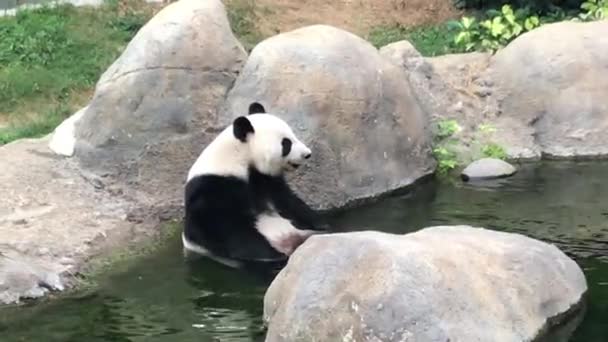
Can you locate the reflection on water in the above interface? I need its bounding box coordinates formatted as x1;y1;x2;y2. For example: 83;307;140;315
1;161;607;341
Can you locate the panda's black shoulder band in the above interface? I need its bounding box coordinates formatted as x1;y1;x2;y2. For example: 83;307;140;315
233;116;254;142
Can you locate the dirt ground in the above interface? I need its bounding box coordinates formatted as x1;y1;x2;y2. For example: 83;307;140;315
250;0;462;36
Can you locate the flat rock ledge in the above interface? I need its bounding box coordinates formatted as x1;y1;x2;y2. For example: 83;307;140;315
0;137;160;305
264;226;588;342
461;158;517;181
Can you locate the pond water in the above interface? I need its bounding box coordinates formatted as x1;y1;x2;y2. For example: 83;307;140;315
1;161;607;341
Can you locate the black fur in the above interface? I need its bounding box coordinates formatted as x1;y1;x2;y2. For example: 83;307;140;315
184;167;327;262
233;116;254;142
248;102;266;114
281;138;292;157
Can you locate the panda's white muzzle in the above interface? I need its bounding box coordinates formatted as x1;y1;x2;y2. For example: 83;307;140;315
287;144;312;169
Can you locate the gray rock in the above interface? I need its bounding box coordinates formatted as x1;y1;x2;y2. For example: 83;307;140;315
490;20;608;158
399;51;539;163
264;226;587;342
0;250;65;304
379;40;422;67
425;52;541;161
393;22;608;162
221;25;435;210
57;0;247;214
0;137;140;305
461;157;517;181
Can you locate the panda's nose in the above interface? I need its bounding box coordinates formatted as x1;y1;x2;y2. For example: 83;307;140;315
304;152;311;159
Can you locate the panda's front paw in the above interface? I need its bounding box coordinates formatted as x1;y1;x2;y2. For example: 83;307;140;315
274;230;318;256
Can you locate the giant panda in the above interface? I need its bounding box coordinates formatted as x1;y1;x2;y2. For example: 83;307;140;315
182;102;328;266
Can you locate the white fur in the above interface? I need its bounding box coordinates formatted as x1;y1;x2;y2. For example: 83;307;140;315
255;213;316;256
187;113;311;181
182;232;242;268
187;127;250;181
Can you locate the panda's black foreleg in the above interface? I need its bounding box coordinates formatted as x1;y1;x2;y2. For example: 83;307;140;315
272;178;330;232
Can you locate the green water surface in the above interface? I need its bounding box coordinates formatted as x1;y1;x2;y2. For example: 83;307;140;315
1;161;607;341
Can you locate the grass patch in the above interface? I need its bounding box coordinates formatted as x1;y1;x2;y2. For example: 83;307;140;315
225;0;267;52
0;103;71;144
367;23;459;56
0;0;156;145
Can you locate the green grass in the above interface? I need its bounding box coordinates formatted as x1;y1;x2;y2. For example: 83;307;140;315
367;23;459;56
0;0;154;145
225;0;268;52
0;104;71;144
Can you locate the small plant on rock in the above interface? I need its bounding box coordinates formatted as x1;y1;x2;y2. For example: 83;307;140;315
436;119;461;139
433;146;459;174
432;119;462;175
481;143;507;160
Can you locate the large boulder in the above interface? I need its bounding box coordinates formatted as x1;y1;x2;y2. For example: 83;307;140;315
264;226;587;342
50;0;247;214
490;20;608;158
221;25;435;210
384;20;608;162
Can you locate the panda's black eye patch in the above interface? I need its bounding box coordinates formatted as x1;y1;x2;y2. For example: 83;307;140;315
281;138;292;157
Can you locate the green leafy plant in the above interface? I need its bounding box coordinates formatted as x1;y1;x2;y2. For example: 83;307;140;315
579;0;608;20
481;142;508;160
450;5;541;52
436;119;461;139
432;119;462;175
433;146;459;174
451;17;478;51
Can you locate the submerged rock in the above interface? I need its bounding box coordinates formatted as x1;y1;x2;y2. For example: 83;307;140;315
461;158;517;181
0;250;65;304
264;226;587;342
222;25;435;210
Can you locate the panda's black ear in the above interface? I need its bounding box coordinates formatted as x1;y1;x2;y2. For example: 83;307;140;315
248;102;266;115
233;116;254;142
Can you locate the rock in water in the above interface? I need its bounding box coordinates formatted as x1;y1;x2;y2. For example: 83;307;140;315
52;0;247;213
264;226;587;342
490;20;608;158
461;158;517;181
0;251;65;304
222;25;435;210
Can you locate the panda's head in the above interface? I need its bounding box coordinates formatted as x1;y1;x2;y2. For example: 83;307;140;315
233;102;312;176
